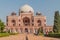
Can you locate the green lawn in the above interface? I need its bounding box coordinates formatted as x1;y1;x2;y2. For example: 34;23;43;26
0;33;9;37
0;32;19;37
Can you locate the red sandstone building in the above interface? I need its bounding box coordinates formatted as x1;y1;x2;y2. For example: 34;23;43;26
5;4;53;34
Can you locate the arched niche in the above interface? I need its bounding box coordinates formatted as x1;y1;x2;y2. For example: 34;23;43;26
23;17;30;26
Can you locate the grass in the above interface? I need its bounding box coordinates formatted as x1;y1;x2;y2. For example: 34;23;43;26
0;33;9;37
9;33;19;35
0;32;19;37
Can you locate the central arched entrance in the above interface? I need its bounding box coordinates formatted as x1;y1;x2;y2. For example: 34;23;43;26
25;28;28;33
23;17;30;26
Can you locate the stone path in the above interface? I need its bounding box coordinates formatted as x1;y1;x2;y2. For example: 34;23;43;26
0;34;60;40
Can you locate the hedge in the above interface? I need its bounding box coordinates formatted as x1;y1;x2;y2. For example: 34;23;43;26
45;33;60;38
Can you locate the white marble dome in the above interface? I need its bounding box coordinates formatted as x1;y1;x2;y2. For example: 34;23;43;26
20;4;34;13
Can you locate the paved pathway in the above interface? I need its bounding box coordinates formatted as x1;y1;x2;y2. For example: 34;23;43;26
0;34;60;40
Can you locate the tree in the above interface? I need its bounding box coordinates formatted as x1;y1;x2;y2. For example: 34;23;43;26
58;14;60;33
37;27;43;35
53;11;59;33
0;19;5;33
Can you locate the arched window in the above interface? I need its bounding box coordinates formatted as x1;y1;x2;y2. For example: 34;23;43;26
37;20;41;23
37;20;41;26
32;24;34;26
13;23;15;26
12;20;16;26
12;20;15;23
32;20;34;22
19;19;20;22
19;24;20;26
25;28;28;33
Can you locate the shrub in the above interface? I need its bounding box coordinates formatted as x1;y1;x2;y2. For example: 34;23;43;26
36;28;43;35
45;33;60;38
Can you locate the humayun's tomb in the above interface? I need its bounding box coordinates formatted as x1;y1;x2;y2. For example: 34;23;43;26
5;4;53;34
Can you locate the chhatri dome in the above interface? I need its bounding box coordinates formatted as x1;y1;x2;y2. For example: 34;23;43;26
20;4;34;13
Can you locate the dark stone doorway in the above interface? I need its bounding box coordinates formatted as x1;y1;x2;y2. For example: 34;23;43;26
25;28;28;33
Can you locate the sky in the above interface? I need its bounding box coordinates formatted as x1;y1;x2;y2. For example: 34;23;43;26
0;0;60;25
